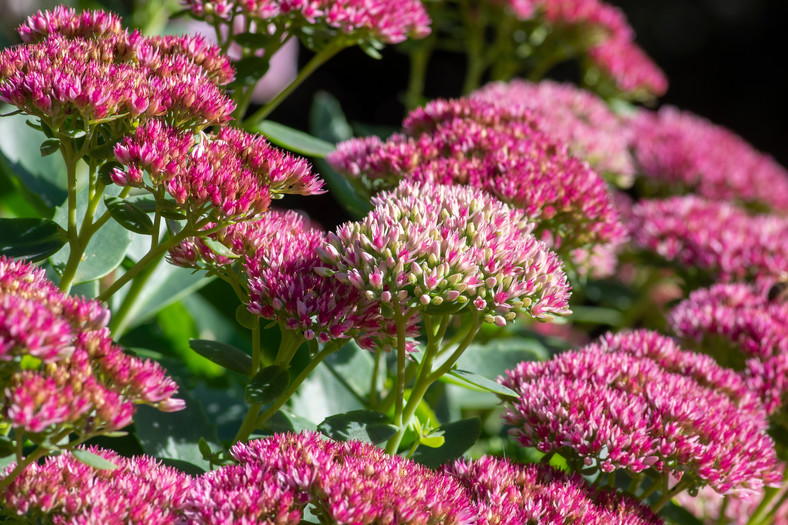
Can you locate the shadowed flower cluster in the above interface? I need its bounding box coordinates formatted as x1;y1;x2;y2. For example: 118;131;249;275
500;330;779;494
1;447;193;524
183;0;431;45
0;7;235;129
446;455;663;524
318;181;571;331
113;122;323;222
0;256;184;439
629;106;788;213
328;97;626;263
629;196;788;282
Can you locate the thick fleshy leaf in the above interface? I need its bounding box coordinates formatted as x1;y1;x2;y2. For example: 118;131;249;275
411;418;481;468
72;449;118;470
290;358;365;424
309;91;353;144
257;120;335;158
189;339;252;376
39;138;61;157
233;32;278;49
232;56;270;87
245;365;290;404
202;237;238;259
261;410;318;434
0;218;66;261
445;369;519;398
317;410;397;444
104;196;154;235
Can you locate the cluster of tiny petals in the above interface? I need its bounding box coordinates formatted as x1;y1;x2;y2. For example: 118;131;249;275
0;8;235;127
319;181;571;328
0;256;183;436
328;97;626;258
1;446;193;524
629;196;788;281
472;80;635;186
113;122;322;220
445;456;663;524
216;432;476;524
629;106;788;212
587;36;668;97
500;329;779;493
182;0;431;44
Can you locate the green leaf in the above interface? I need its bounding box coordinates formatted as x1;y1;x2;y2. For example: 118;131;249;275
660;502;705;525
291;358;365;424
202;237;238;259
322;340;379;400
419;434;445;448
233;32;278;49
0;436;15;458
359;40;383;59
72;449;118;470
235;304;258;330
256;120;335;158
104;196;154;235
189;339;252;376
98;161;122;186
245;365;290;404
317;410;397;444
39;138;61;157
0;218;66;261
261;410;318;434
411;418;481;468
232;56;270;87
446;369;519;398
309;91;353;143
156;457;206;476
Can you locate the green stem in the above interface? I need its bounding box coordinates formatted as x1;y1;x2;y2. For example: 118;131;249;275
233;402;262;444
392;304;409;431
748;484;788;525
651;478;689;513
716;496;730;525
404;41;433;111
369;348;383;409
0;446;47;492
638;477;662;502
242;41;345;128
58;149;82;293
250;318;262;377
108;256;164;338
460;0;487;94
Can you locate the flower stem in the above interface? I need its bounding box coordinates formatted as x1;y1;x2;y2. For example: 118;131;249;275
404;41;433;111
369;348;383;409
460;0;487;94
242;41;345;129
108;255;164;338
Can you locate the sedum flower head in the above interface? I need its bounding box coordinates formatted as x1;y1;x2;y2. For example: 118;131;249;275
328;97;626;261
629;106;788;212
0;8;235;129
212;432;476;524
318;181;571;328
629;196;788;282
500;329;779;494
113;122;323;221
2;446;193;524
473;79;635;187
183;0;431;45
0;256;183;439
446;455;663;524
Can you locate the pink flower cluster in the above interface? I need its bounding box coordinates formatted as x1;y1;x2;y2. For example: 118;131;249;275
191;432;476;524
318;181;571;329
2;447;193;525
0;256;183;437
0;7;235;128
629;196;788;281
113;122;323;221
473;79;635;186
500;330;779;494
490;0;666;97
629;106;788;212
183;0;431;44
446;455;663;524
328;97;626;257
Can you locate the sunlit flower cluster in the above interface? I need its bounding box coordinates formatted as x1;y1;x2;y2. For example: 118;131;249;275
500;330;779;493
629;196;788;281
328;97;626;258
0;256;184;438
113;122;323;221
318;181;571;329
2;447;193;524
446;455;663;524
183;0;431;45
0;8;235;129
630;106;788;212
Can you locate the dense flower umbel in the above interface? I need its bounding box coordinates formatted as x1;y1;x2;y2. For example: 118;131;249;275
1;447;193;524
183;0;431;45
328;98;626;255
500;330;779;494
629;196;788;281
215;432;476;524
318;181;571;329
473;79;635;186
629;106;788;212
0;8;235;129
0;256;183;437
113;122;323;221
446;456;663;524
